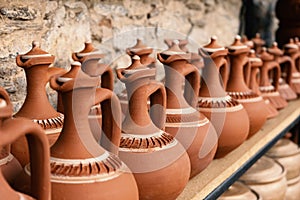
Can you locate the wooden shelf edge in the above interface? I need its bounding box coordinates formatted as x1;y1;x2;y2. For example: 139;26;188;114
177;99;300;200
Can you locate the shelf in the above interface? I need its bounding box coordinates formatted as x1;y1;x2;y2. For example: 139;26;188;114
177;98;300;200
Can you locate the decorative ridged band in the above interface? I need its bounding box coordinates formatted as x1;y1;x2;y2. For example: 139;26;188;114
0;153;14;166
166;110;201;123
33;113;64;132
228;91;259;100
197;95;240;108
49;152;122;177
119;131;175;151
259;85;276;93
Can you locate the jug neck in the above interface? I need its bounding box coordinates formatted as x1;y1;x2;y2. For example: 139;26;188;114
15;64;59;119
164;60;191;109
199;56;227;97
51;88;105;159
227;53;251;92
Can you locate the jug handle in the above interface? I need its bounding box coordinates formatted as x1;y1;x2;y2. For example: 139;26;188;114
181;63;200;108
219;57;229;89
242;57;251;87
100;67;114;90
1;118;50;200
94;88;121;155
148;81;167;130
280;56;293;85
267;61;281;91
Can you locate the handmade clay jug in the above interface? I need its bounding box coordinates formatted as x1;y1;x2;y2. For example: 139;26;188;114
157;41;218;178
284;38;300;94
46;66;138;199
0;95;50;200
218;181;262;200
268;42;297;100
239;156;287;200
248;50;279;118
286;175;300;200
13;41;64;166
226;35;268;138
117;64;191;200
0;88;22;185
72;41;114;142
259;47;288;109
198;36;249;158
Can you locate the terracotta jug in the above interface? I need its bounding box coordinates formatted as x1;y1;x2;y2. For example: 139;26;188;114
284;38;300;95
259;47;288;109
117;64;191;200
0;91;50;200
72;41;114;142
157;41;218;178
46;66;138;199
268;42;297;100
226;35;268;138
239;156;287;200
198;36;249;158
13;41;64;166
248;50;279;118
0;88;22;185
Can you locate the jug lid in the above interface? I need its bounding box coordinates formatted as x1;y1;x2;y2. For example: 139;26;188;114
160;40;187;56
202;36;226;53
268;42;283;56
126;39;153;56
20;41;52;60
266;138;300;157
75;41;104;59
284;38;299;54
218;181;261;200
228;35;249;54
251;33;265;46
241;35;254;48
164;38;189;52
248;49;262;67
259;47;274;61
240;156;286;183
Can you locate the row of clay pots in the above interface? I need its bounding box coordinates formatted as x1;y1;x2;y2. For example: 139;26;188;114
1;33;299;200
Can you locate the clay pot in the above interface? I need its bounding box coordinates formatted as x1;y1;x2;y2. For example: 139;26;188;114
286;175;300;200
117;65;191;200
198;36;249;158
259;47;288;109
13;41;64;166
248;50;279;118
266;138;300;180
226;35;268;138
268;42;297;100
284;39;300;95
0;88;22;185
157;40;218;178
0;88;51;200
72;41;114;142
239;156;287;200
218;181;262;200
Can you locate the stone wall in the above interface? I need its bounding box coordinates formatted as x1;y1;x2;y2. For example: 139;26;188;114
0;0;241;112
